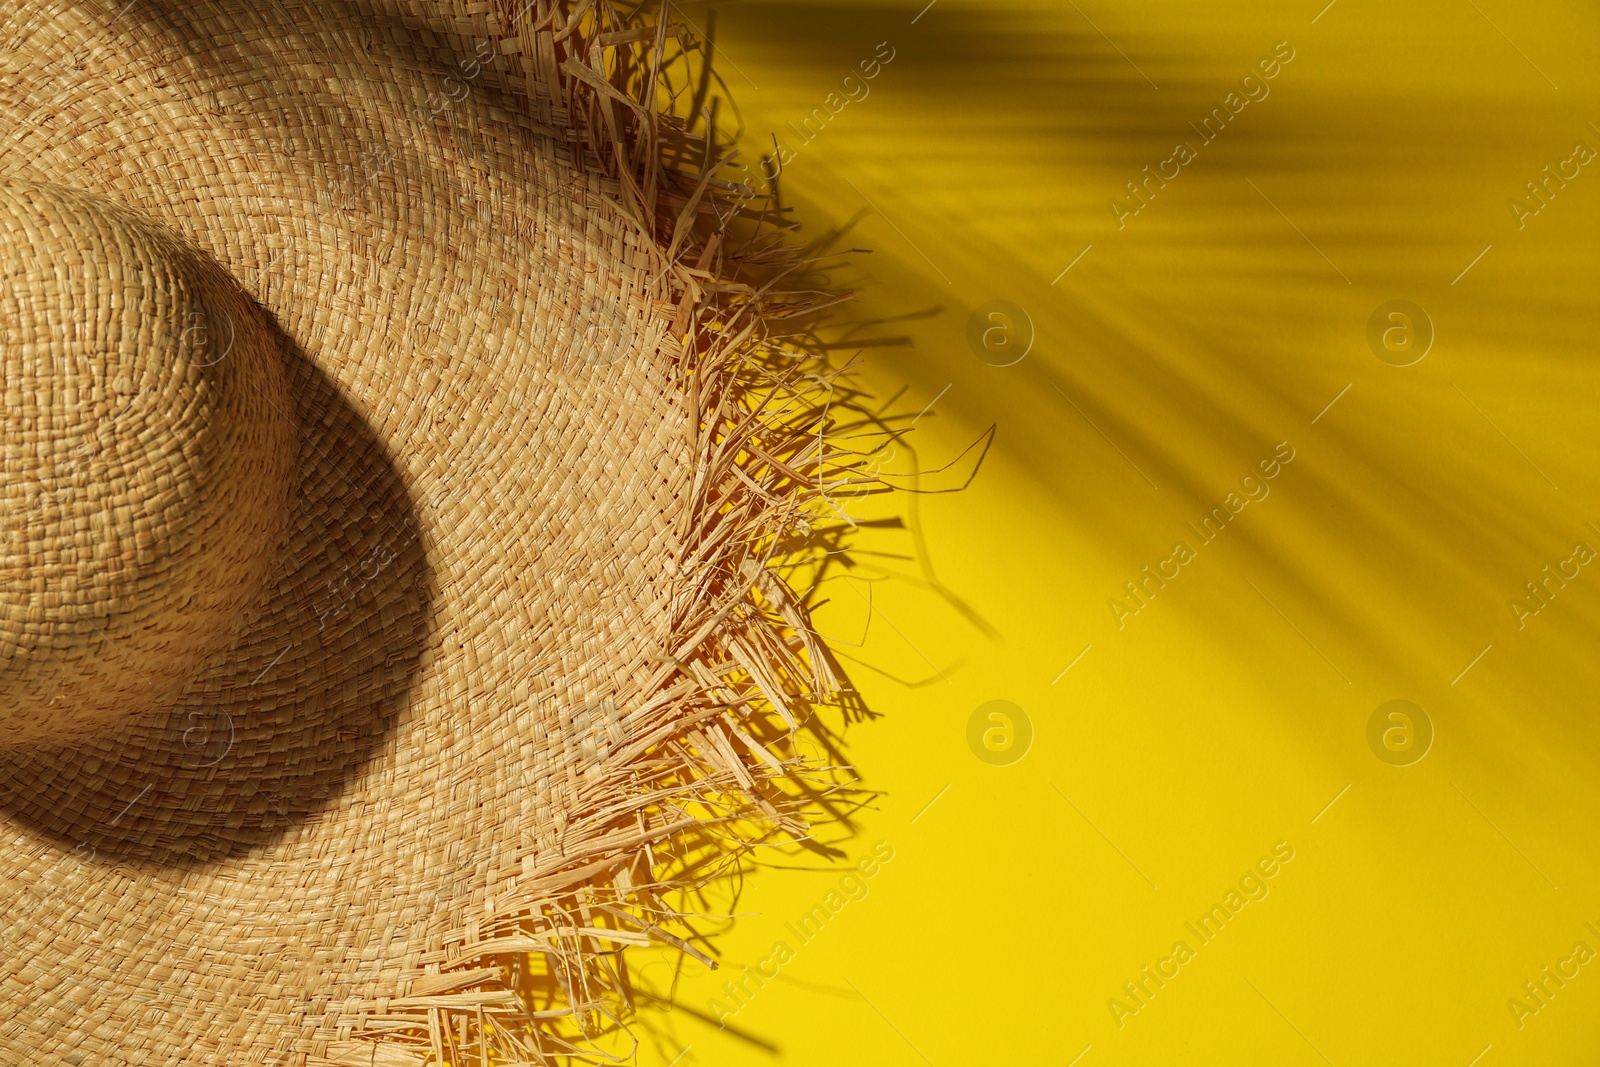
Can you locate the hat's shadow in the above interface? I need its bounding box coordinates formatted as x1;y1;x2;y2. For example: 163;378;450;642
0;340;434;870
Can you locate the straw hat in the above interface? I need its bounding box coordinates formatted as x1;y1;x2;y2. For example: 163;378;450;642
0;2;841;1063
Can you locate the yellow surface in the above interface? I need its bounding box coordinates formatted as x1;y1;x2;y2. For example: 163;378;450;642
631;1;1600;1063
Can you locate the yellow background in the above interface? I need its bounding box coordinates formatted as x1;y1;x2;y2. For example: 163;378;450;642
630;1;1600;1063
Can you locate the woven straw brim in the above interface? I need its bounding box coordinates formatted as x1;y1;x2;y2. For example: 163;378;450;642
0;2;851;1064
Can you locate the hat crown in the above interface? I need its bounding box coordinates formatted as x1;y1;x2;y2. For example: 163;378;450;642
0;182;294;745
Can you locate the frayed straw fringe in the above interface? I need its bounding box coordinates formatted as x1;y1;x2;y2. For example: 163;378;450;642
306;2;872;1063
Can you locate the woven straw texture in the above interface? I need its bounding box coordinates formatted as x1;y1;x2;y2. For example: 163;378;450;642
0;1;849;1064
1;180;296;745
